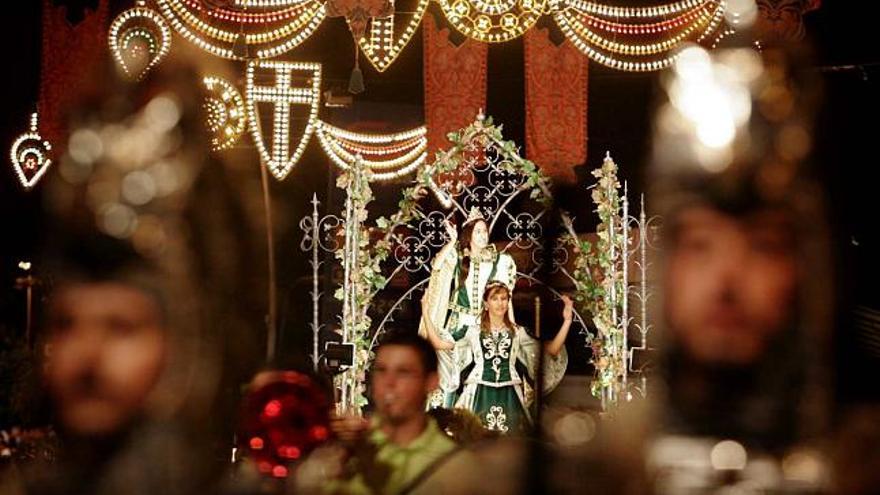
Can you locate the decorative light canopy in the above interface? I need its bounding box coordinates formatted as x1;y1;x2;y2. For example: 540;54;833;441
203;76;247;151
438;0;547;43
355;0;430;72
107;0;731;74
10;113;53;191
156;0;326;60
315;121;427;181
564;0;710;19
246;60;322;180
553;0;727;72
108;3;172;80
233;0;312;6
201;66;427;181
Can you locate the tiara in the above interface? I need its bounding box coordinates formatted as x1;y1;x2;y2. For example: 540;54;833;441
483;279;511;293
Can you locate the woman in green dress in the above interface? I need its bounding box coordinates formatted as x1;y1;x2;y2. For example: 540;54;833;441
422;281;572;433
419;208;517;408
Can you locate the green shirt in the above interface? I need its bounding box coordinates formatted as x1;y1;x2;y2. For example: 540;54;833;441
327;418;457;495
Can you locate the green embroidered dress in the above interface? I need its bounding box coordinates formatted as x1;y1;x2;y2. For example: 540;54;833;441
452;325;567;434
421;244;517;408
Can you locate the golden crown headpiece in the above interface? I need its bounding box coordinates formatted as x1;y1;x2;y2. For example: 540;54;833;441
463;206;485;226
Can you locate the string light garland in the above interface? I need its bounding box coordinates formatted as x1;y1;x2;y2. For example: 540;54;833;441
560;3;717;56
10;113;52;191
438;0;547;43
113;0;728;75
318;142;427;181
562;0;709;19
710;27;735;49
318;122;425;145
314;121;427;181
246;61;322;180
553;0;727;71
356;0;430;72
181;0;314;23
233;0;311;6
156;0;326;60
203;76;247;151
581;2;709;35
168;0;318;41
108;4;171;80
199;68;426;180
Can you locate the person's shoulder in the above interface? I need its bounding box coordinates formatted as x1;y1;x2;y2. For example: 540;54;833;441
419;418;458;456
462;323;481;336
409;447;479;495
514;325;536;340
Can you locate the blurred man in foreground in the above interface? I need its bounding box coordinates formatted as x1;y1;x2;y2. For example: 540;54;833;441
296;332;477;494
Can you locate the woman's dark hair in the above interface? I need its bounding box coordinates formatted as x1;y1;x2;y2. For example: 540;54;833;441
456;219;485;295
479;283;514;333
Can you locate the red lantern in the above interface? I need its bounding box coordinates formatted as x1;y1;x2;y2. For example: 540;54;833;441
237;371;332;478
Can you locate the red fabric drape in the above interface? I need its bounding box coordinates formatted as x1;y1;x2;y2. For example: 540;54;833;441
38;0;110;147
524;27;587;185
755;0;822;45
423;14;488;156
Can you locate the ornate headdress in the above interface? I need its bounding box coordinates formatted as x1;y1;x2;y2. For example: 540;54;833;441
463;206;485;227
483;279;512;295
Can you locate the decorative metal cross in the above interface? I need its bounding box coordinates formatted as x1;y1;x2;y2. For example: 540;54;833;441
506;212;542;249
418;211;451;248
463;185;498;220
488;166;523;195
394;235;432;272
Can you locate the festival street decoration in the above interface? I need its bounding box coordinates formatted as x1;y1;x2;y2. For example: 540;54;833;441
301;114;598;412
108;2;172;80
552;0;729;71
203;76;248;151
438;0;546;43
559;152;658;409
314;121;427;182
102;0;736;75
40;0;110;147
326;0;393;39
423;15;488;154
354;0;430;72
96;0;822;82
245;60;322;180
202;60;429;181
155;0;326;60
10;113;53;191
524;27;587;184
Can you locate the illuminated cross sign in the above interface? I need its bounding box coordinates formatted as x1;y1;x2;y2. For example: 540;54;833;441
246;61;322;180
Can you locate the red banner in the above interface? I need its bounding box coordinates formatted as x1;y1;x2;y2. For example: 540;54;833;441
524;27;587;185
38;0;110;147
423;14;488;156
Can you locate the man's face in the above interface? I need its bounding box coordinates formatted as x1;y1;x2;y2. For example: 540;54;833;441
44;282;167;437
664;206;798;366
370;345;437;425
